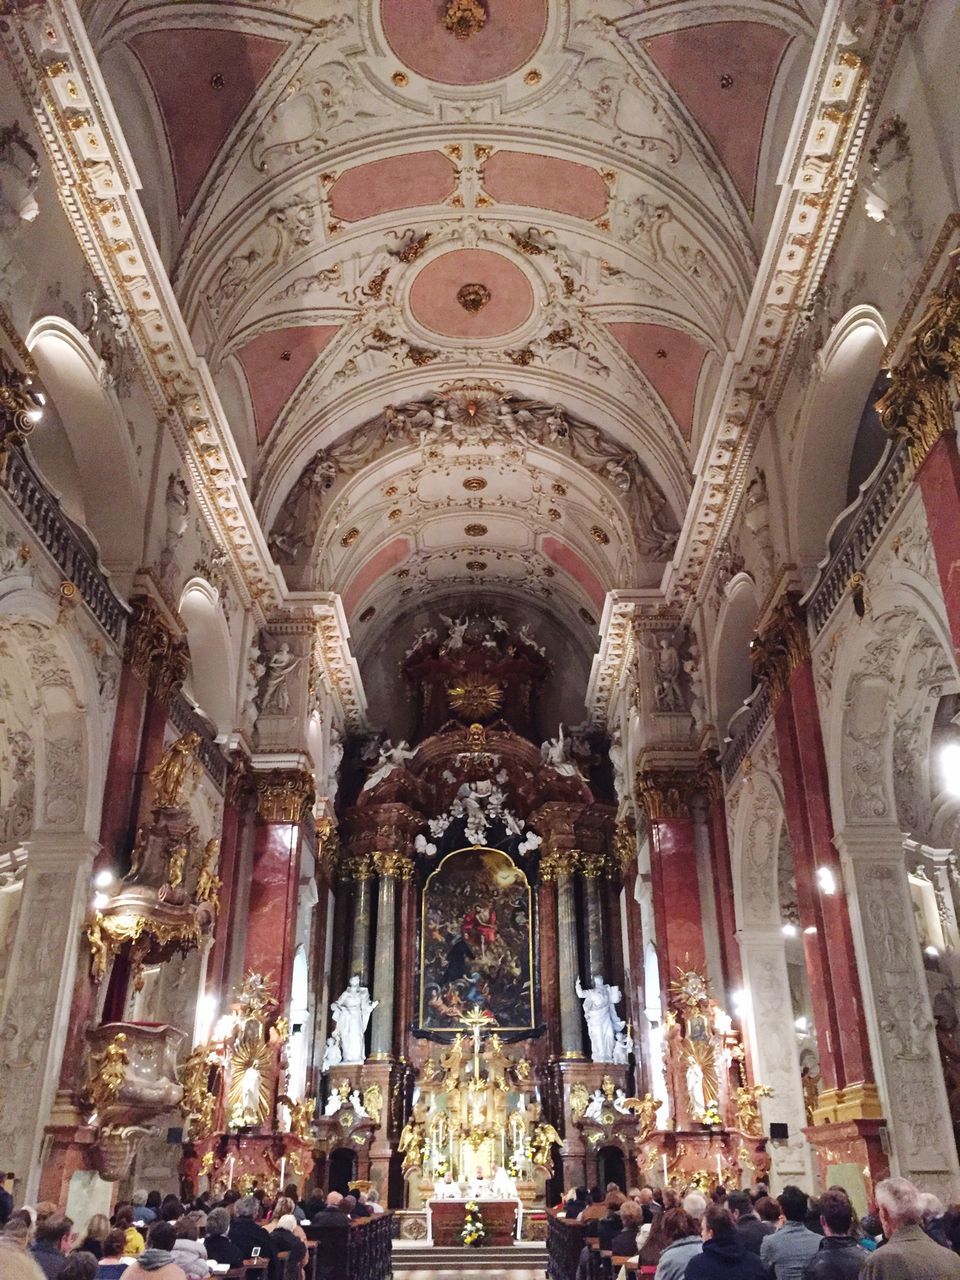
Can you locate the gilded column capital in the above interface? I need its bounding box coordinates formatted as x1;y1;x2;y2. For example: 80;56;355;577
316;815;340;881
255;769;314;823
750;594;810;703
539;848;580;882
697;755;724;807
340;851;375;882
877;274;960;468
613;818;637;873
636;769;695;821
578;850;609;880
372;850;414;880
125;595;189;705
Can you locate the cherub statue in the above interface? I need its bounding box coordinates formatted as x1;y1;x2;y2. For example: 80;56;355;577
361;739;416;792
320;1034;342;1073
85;1033;128;1117
195;839;221;905
149;733;200;808
166;841;188;890
584;1088;606;1122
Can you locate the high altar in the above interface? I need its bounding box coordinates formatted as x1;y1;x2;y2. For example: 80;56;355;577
124;614;769;1222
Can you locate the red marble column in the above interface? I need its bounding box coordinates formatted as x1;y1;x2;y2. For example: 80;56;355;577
246;771;313;1009
915;432;960;657
701;769;743;995
538;879;560;1056
639;770;706;1008
204;762;250;999
773;658;874;1093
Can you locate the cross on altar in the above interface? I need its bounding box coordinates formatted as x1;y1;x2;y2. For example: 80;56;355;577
459;1005;489;1083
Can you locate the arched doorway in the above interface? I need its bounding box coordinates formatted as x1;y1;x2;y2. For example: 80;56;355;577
328;1147;357;1194
598;1145;626;1192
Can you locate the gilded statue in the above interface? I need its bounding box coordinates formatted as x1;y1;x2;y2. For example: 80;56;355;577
440;1033;465;1086
279;1093;316;1140
570;1082;590;1124
195;838;222;905
398;1117;425;1174
531;1121;563;1170
86;1032;128;1117
601;1074;616;1101
734;1083;773;1137
633;1093;663;1143
87;911;109;983
166;841;188;890
363;1083;383;1128
149;732;201;808
180;1044;216;1138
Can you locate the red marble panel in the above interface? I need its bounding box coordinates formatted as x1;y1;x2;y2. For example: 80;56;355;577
244;820;301;1006
648;817;706;998
482;151;608;221
642;21;793;210
236;325;338;444
380;0;547;86
409;249;533;338
541;536;607;609
328;152;457;222
917;433;960;659
607;323;708;441
707;799;743;994
341;536;411;617
205;795;245;997
129;27;287;216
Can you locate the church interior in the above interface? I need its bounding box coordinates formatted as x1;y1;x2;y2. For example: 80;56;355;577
2;0;960;1276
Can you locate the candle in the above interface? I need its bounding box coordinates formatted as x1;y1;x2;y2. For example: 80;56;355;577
227;1156;235;1190
662;1154;668;1186
279;1156;286;1192
716;1154;723;1184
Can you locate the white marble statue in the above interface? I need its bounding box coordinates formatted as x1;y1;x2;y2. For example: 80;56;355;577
654;638;684;711
324;1090;344;1117
320;1034;342;1074
686;1059;706;1116
331;975;378;1063
260;642;303;715
613;1088;631;1114
362;739;416;792
584;1088;606;1122
349;1089;367;1119
440;614;468;651
576;975;625;1062
612;1027;633;1065
540;725;584;779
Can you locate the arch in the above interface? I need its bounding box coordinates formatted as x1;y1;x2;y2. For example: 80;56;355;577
712;573;760;739
178;578;238;736
27;318;143;574
789;306;887;585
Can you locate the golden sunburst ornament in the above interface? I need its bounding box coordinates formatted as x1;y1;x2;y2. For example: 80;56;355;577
447;672;504;720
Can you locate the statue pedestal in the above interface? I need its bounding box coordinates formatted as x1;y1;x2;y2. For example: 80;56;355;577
637;1128;769;1192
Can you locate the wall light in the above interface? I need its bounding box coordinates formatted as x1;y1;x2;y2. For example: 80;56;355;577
731;990;749;1016
942;742;960;797
925;945;941;958
781;923;798;938
804;926;818;935
93;868;114;889
816;866;837;895
794;1016;809;1033
92;892;109;910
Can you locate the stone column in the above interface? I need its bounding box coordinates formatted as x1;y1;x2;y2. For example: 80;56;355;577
700;761;743;995
246;768;314;1010
836;825;960;1199
205;759;251;998
753;599;876;1102
369;852;413;1060
0;836;97;1200
344;855;374;987
636;766;706;1006
580;854;606;981
554;862;585;1059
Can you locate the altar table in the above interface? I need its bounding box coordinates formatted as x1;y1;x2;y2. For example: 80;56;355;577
428;1199;519;1246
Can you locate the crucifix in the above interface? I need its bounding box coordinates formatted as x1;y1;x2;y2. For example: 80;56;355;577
460;1004;489;1086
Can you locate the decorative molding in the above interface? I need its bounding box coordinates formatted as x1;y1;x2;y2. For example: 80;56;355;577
750;594;810;704
635;767;696;821
371;850;414;880
254;769;314;823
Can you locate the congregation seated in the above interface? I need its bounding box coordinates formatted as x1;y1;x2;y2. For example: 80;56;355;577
228;1195;280;1280
202;1207;243;1269
169;1216;208;1280
117;1221;187;1280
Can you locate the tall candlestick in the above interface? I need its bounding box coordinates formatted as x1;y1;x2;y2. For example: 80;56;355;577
662;1154;668;1186
716;1153;723;1184
279;1156;286;1192
227;1156;235;1190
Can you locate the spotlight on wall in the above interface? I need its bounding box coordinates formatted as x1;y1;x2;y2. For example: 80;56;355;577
93;869;115;889
816;866;837;895
781;923;798;937
731;989;749;1016
195;993;218;1047
794;1016;809;1032
926;945;941;958
804;926;818;935
941;742;960;796
92;892;109;910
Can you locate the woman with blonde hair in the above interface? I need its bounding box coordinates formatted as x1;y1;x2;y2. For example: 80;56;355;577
266;1197;307;1244
1;1250;45;1279
79;1212;111;1258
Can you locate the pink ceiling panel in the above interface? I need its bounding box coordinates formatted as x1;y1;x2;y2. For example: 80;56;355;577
341;537;412;617
542;537;607;609
236;325;338;444
607;322;708;440
380;0;547;86
482;151;609;221
329;152;457;223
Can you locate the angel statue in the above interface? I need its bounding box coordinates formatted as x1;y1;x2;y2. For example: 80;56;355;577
330;975;378;1062
195;839;221;905
540;724;585;779
576;974;625;1062
149;732;200;808
440;614;469;652
398;1115;425;1174
362;739;416;792
530;1121;563;1171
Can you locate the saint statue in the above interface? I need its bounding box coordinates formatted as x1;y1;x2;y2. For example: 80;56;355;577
576;974;625;1062
330;975;378;1063
362;739;416;792
260;643;303;715
149;732;200;808
540;724;584;779
685;1058;706;1117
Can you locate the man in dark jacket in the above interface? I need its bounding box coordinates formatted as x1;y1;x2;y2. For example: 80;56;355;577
686;1205;766;1280
803;1190;867;1280
204;1206;244;1268
729;1189;776;1256
28;1213;74;1278
228;1194;281;1280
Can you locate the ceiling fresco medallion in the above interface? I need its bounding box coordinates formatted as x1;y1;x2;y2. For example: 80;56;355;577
457;282;492;313
442;0;487;40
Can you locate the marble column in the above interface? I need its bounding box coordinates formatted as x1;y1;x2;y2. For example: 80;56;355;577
346;856;374;987
369;852;413;1059
538;879;561;1057
0;836;97;1200
555;864;585;1059
580;855;606;981
701;762;743;994
245;769;313;1010
637;768;706;1007
836;825;960;1199
205;760;251;998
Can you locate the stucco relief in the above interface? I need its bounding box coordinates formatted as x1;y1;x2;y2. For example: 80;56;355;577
42;734;82;827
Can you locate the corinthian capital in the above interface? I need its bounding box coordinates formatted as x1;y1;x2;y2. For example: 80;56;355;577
255;769;314;823
750;594;809;703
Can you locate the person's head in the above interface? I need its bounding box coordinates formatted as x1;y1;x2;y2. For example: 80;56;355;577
101;1229;127;1259
277;1215;298;1233
778;1185;809;1224
159;1196;183;1223
342;1195;357;1213
221;1189;241;1211
443;1172;453;1183
619;1200;643;1230
919;1192;945;1225
1;1251;49;1280
325;1191;343;1210
60;1254;97;1280
662;1188;680;1211
146;1221;176;1252
34;1203;57;1228
34;1214;73;1254
131;1190;148;1208
273;1197;296;1220
112;1206;133;1230
819;1189;853;1237
726;1190;752;1222
875;1177;923;1237
206;1207;230;1238
145;1191;162;1210
83;1213;110;1243
1;1217;30;1250
234;1196;259;1221
638;1187;653;1205
606;1182;620;1193
702;1204;735;1242
755;1196;780;1223
367;1189;380;1206
588;1186;602;1204
283;1183;299;1202
174;1216;198;1241
605;1190;625;1213
186;1209;206;1234
661;1208;697;1244
682;1192;707;1226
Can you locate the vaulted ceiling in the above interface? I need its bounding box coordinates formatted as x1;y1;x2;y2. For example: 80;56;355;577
87;0;815;650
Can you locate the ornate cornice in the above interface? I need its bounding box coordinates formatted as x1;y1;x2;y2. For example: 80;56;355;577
538;848;581;883
255;769;314;823
636;768;696;821
750;594;810;704
577;851;608;880
371;850;414;881
876;263;960;468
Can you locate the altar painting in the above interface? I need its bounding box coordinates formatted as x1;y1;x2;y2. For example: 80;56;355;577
419;847;534;1033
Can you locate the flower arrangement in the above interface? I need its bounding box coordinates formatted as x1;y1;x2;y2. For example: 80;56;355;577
507;1158;521;1180
461;1199;485;1247
700;1099;722;1127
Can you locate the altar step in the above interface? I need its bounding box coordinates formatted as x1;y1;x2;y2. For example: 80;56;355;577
392;1241;547;1273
